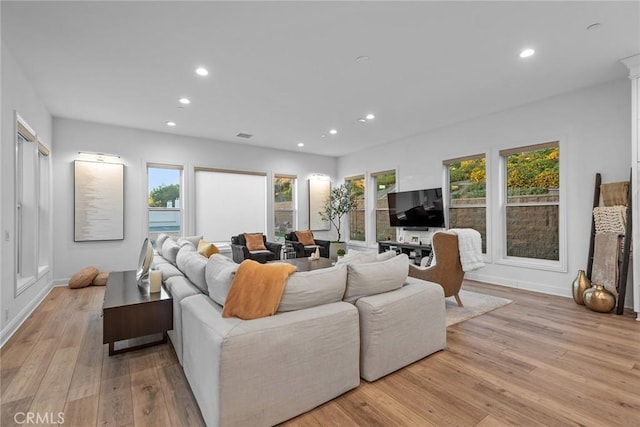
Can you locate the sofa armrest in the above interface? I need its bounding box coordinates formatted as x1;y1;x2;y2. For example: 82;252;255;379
181;295;360;427
287;240;306;258
265;241;283;259
314;239;331;258
231;243;249;263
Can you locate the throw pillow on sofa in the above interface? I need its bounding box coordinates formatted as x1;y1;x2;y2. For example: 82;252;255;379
155;233;171;256
198;239;219;258
205;254;239;305
343;253;409;303
278;265;347;312
162;238;182;266
177;245;209;295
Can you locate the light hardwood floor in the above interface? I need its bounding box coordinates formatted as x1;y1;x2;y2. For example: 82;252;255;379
1;280;639;426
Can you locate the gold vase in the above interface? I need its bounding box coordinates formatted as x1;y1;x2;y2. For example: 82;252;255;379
571;269;591;305
583;285;616;313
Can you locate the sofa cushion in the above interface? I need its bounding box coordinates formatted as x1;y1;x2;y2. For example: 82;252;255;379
198;239;220;258
182;235;204;248
344;254;409;303
376;250;397;262
151;254;169;269
205;254;239;305
155;233;171;256
177;238;195;248
156;261;183;281
278;265;347;312
162;238;182;265
336;250;377;265
177;245;208;295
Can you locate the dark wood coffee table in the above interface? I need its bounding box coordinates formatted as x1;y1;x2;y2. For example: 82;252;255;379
271;257;334;272
102;270;173;356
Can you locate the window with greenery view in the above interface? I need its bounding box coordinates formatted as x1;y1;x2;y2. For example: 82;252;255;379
274;175;296;242
347;175;365;241
15;116;51;294
445;155;487;253
148;164;182;240
501;142;559;261
373;171;396;242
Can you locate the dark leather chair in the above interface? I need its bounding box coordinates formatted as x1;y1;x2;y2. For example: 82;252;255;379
231;233;282;264
285;231;330;259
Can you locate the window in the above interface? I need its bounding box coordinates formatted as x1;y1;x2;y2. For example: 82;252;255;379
148;164;183;241
373;171;396;242
346;175;365;241
195;168;267;241
500;142;559;261
274;174;296;242
15;115;50;294
445;154;487;253
37;141;50;275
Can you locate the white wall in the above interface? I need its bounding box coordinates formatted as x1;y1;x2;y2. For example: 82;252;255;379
339;78;633;303
1;42;53;343
52;118;337;281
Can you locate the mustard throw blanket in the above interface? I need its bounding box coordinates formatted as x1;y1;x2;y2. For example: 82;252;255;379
222;260;297;320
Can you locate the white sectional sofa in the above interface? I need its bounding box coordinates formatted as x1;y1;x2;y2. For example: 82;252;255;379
151;234;446;427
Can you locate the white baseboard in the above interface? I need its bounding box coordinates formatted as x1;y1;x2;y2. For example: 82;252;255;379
465;271;572;298
1;281;54;348
465;271;635;309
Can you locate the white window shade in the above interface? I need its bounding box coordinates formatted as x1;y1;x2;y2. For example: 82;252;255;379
195;169;267;242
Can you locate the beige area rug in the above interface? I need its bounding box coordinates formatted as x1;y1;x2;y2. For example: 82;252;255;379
446;290;512;327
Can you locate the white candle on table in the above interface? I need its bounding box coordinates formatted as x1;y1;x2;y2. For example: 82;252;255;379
150;270;162;293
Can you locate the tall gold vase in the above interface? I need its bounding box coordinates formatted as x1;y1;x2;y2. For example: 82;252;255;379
583;285;616;313
571;269;591;305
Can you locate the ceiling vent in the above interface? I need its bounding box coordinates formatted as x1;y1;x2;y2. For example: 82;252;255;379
236;133;253;139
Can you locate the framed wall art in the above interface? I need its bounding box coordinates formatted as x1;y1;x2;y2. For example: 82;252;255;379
74;160;124;241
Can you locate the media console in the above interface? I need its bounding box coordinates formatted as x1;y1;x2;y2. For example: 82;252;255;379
378;241;432;265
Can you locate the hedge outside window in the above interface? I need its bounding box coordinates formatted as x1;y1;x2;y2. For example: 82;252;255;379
501;142;559;261
444;154;487;253
148;164;183;240
346;175;365;241
274;175;296;242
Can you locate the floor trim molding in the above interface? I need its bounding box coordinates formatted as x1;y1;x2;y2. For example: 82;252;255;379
0;281;54;348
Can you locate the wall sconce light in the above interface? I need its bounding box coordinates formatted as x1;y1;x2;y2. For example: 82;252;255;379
77;151;121;162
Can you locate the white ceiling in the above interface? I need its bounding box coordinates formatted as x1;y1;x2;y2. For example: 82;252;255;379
2;1;639;157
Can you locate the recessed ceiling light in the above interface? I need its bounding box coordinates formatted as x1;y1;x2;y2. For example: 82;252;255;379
195;67;209;76
329;129;338;135
179;97;191;105
166;121;176;127
297;143;304;147
321;134;327;138
357;118;367;123
519;48;535;58
365;113;375;120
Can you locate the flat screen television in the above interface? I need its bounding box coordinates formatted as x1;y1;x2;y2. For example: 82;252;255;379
387;188;445;228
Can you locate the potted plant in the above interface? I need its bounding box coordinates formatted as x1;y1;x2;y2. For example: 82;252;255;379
336;248;346;260
319;182;358;260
